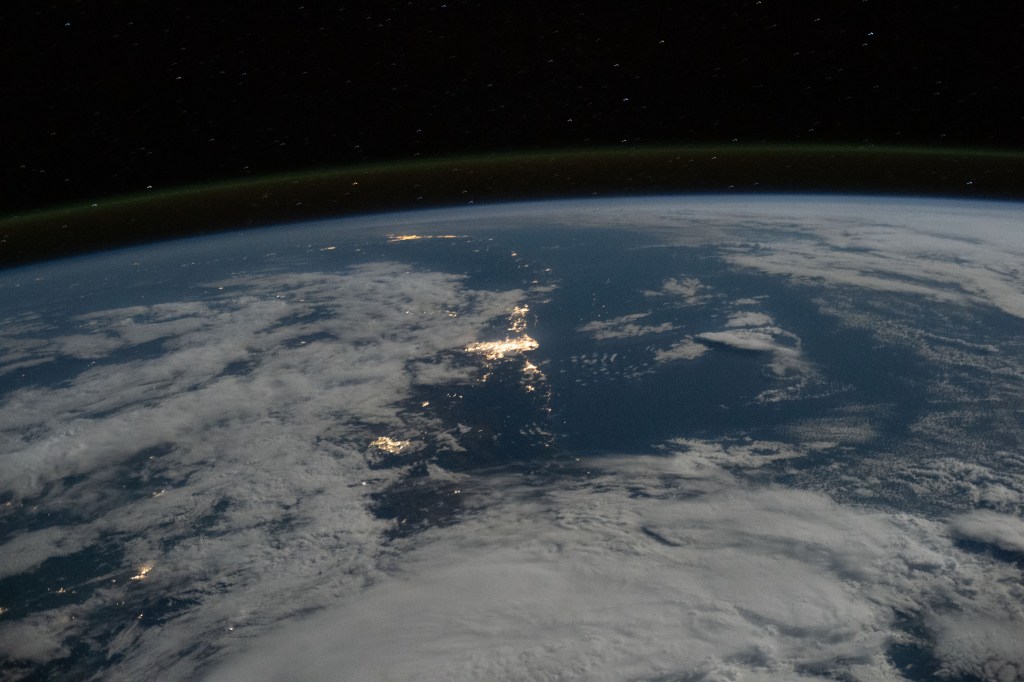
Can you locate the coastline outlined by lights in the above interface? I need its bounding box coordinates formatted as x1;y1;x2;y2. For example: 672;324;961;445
130;565;153;581
369;306;542;458
464;336;540;361
370;436;414;454
465;304;550;412
465;305;539;361
387;234;462;243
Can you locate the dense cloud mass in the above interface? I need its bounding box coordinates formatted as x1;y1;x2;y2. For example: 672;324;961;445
1;196;1023;680
209;456;1024;681
0;261;527;677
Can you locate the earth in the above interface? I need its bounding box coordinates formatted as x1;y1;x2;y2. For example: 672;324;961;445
1;195;1023;681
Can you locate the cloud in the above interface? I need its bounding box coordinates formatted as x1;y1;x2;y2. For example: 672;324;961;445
697;329;792;356
950;510;1024;553
0;525;99;578
665;436;823;469
578;313;675;340
518;194;1024;321
644;276;709;305
3;197;1024;681
0;612;74;663
711;198;1024;321
0;264;524;500
207;453;1024;682
408;357;480;385
0;261;535;678
653;337;708;362
694;327;816;401
785;414;878;447
725;311;774;327
930;614;1024;681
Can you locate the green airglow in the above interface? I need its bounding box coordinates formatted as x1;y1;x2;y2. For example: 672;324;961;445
3;144;1023;268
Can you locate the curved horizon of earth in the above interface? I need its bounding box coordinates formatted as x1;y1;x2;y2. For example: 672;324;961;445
1;195;1023;681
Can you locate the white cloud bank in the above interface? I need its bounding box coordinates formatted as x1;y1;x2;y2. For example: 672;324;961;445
950;510;1024;554
513;194;1024;320
0;261;533;678
208;453;1024;682
0;264;523;501
707;198;1024;321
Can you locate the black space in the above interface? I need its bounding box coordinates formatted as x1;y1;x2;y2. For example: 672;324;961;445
3;2;1022;217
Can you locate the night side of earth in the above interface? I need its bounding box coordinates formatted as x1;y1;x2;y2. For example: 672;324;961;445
1;195;1023;681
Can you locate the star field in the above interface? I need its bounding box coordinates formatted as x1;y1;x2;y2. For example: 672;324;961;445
2;1;1022;214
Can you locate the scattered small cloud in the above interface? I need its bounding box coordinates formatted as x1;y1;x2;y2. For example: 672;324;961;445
666;436;827;470
653;338;708;362
578;313;675;340
643;276;709;305
725;311;774;327
696;328;808;380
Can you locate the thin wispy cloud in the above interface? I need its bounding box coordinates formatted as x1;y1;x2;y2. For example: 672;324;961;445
578;312;675;340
